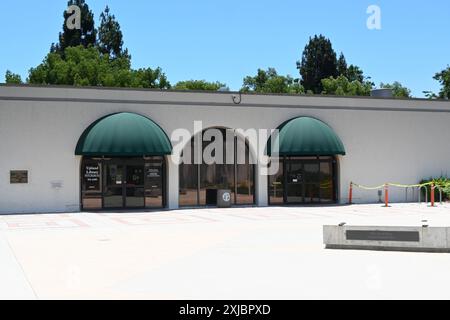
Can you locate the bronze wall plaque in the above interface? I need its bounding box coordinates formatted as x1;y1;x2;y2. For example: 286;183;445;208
10;171;28;184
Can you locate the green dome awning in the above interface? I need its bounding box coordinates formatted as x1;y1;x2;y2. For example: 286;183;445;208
267;117;346;156
75;112;172;156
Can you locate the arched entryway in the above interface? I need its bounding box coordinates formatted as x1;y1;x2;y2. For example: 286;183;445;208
179;128;256;207
75;112;172;210
267;117;345;205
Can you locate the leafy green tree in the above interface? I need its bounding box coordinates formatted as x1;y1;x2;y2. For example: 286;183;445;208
8;1;170;89
321;75;373;96
28;46;170;89
380;82;412;98
297;35;338;94
52;0;97;55
173;80;227;91
242;68;304;94
97;6;128;59
130;68;170;89
4;70;23;84
423;91;438;99
433;67;450;99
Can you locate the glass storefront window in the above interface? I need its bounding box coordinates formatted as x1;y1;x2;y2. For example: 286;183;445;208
81;160;102;210
81;157;165;210
200;164;236;206
145;162;164;208
236;164;254;205
269;159;284;204
269;156;337;205
179;128;255;207
320;161;334;203
179;164;198;207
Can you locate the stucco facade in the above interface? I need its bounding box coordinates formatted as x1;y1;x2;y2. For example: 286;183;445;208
1;85;450;214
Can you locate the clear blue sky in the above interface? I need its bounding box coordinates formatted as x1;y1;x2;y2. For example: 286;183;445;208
1;0;449;97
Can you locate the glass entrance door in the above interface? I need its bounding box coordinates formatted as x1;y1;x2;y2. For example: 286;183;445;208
125;162;145;208
104;161;125;208
303;161;320;203
103;159;145;209
282;157;336;205
286;161;304;203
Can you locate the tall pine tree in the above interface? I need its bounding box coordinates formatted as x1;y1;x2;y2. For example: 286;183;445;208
337;53;348;77
97;6;128;59
297;35;338;94
52;0;97;55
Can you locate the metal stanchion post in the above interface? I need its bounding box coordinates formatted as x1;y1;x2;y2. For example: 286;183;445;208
431;183;435;207
349;182;353;204
384;184;389;207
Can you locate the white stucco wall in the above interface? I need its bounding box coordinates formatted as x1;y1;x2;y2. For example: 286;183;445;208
1;85;450;214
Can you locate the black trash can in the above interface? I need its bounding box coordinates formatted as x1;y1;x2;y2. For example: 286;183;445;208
206;189;218;206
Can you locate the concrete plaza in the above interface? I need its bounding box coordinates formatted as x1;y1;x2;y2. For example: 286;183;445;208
1;203;450;300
